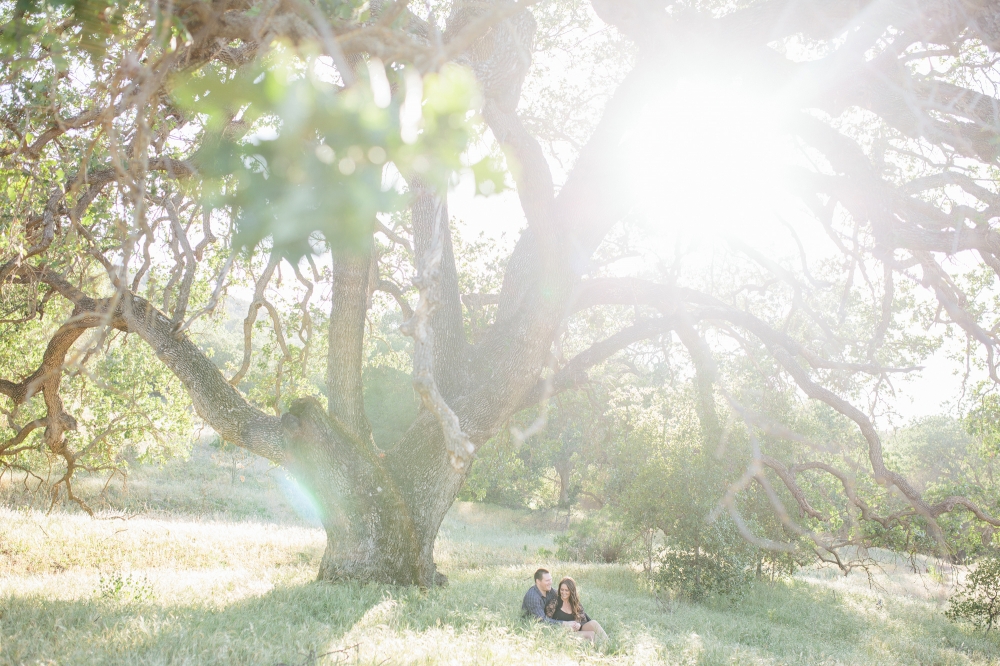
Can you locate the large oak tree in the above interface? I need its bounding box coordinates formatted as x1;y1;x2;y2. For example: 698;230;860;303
5;0;1000;585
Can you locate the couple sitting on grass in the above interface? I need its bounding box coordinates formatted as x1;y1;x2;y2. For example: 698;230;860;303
521;568;608;642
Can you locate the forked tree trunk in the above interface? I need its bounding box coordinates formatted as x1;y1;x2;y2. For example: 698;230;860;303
103;1;619;588
281;398;468;586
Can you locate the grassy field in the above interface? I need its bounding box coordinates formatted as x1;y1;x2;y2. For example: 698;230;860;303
1;446;999;665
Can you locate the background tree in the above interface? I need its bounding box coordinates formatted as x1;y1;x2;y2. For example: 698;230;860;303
6;0;1000;587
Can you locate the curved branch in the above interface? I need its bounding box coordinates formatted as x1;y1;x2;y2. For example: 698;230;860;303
28;268;286;464
0;418;46;457
175;248;237;335
758;336;952;544
930;496;1000;526
759;455;827;521
118;292;285;463
521;317;675;408
376;278;414;319
166;197;199;329
575;277;919;377
229;252;281;386
375;219;413;257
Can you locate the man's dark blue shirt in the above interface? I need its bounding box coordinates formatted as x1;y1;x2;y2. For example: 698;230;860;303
522;584;559;624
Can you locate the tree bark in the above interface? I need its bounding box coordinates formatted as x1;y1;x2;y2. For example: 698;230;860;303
281;398;437;585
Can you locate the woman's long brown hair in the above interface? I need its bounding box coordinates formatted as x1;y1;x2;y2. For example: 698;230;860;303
545;577;586;623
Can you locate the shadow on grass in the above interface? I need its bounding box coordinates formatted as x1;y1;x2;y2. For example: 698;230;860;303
1;581;383;665
1;566;641;665
4;563;1000;665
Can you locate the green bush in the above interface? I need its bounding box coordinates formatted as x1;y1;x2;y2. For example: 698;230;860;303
656;518;759;601
459;432;545;509
946;556;1000;632
554;515;638;563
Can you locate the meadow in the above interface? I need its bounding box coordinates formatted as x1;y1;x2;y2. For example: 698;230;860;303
1;444;998;665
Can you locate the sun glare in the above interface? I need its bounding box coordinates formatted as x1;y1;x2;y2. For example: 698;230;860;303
621;74;796;245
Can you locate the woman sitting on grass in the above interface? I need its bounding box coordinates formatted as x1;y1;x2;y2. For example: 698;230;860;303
545;577;607;642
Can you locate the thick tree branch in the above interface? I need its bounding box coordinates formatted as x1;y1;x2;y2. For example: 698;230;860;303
410;178;468;399
402;193;474;470
326;241;377;442
26;268;286;463
118;292;285;463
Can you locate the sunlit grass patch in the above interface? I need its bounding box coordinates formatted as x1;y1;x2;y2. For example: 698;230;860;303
0;507;323;580
2;464;999;664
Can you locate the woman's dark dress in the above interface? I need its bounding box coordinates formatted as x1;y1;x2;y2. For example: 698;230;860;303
550;605;591;626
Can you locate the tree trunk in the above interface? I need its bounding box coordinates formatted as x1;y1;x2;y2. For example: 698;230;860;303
555;456;573;508
282;398;468;586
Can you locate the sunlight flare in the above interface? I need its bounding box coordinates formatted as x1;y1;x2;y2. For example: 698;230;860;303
621;73;793;242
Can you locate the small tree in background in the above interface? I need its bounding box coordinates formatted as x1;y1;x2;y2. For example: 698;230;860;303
947;557;1000;632
550;372;804;601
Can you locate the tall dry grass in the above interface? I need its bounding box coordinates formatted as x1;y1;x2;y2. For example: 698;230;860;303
1;445;998;664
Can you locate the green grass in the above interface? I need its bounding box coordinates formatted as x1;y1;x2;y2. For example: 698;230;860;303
1;449;999;664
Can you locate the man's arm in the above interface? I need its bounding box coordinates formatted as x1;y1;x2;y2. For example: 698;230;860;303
524;590;561;625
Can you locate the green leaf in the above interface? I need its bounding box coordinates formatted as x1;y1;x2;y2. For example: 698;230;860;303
171;54;484;259
471;157;508;196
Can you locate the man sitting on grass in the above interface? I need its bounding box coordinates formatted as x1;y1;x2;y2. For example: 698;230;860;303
522;568;581;631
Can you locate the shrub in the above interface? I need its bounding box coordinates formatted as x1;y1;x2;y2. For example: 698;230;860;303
946;556;1000;632
554;515;638;563
656;518;759;601
459;432;545;509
